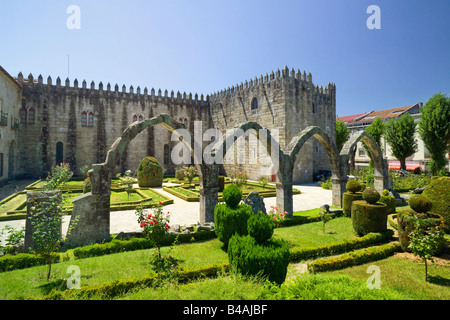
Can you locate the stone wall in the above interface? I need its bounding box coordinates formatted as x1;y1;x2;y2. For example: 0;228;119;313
16;74;211;178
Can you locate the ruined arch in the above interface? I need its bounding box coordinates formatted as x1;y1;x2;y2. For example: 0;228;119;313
65;114;206;247
340;130;389;194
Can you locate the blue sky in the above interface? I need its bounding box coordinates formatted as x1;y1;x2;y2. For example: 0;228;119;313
0;0;448;116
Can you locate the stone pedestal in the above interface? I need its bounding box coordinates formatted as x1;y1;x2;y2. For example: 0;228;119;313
276;182;293;217
25;190;62;251
64;193;110;247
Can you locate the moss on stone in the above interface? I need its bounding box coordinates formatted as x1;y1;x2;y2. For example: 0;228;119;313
137;156;164;188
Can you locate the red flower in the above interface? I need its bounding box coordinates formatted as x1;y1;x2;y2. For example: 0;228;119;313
140;221;146;228
150;221;154;225
159;201;163;205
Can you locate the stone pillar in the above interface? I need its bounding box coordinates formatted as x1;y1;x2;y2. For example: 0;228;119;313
331;177;347;208
25;190;62;251
276;182;293;217
64;193;110;247
199;163;219;224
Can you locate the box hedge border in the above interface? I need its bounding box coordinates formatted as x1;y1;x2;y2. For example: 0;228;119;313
307;242;401;273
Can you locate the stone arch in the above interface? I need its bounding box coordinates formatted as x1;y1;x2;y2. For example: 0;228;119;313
276;126;341;215
339;131;389;195
65;114;204;247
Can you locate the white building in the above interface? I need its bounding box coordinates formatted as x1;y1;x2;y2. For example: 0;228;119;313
340;103;450;172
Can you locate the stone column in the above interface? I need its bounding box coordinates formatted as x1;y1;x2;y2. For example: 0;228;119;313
199;163;219;224
276;182;293;217
25;190;62;251
331;177;347;208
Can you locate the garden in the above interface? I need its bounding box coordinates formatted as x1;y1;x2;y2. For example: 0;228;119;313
0;160;449;301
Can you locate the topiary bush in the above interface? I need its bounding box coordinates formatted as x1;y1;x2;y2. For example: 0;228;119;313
247;212;274;244
362;188;380;204
228;235;290;285
346;180;361;193
379;190;396;214
214;203;252;248
351;200;388;236
137;157;164;188
343;192;363;217
222;184;242;208
408;195;432;213
175;169;185;181
422;177;450;232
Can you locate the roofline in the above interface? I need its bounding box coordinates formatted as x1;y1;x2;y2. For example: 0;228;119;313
0;65;23;89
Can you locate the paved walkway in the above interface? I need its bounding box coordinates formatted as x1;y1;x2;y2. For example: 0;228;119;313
0;182;332;242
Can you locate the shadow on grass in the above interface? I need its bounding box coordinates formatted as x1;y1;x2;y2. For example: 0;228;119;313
428;275;450;287
37;279;67;295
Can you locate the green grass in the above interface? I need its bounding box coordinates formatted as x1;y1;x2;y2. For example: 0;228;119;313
274;217;356;248
0;193;27;215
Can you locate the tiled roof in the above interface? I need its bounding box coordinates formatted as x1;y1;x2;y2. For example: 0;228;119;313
340;104;420;126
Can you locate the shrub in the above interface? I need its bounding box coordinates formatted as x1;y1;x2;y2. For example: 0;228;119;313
342;192;363;217
247;212;274;244
83;177;91;194
214;203;252;247
137;157;164;188
228;235;290;285
346;180;361;193
362;188;380;204
379;191;396;214
222;184;242;208
175;169;185;181
421;177;450;230
351;200;388;236
409;195;432;213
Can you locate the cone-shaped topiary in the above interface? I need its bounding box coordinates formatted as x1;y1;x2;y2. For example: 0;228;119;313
362;188;380;204
346;180;361;193
409;195;432;213
222;184;242;208
137;156;164;187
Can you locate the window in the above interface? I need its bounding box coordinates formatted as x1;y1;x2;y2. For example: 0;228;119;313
183;118;188;127
28;108;35;124
358;148;366;157
88;112;94;127
312;102;316;114
81;111;87;127
55;142;64;165
163;144;170;165
251;97;258;110
133;114;138;122
20;107;27;124
138;115;143;122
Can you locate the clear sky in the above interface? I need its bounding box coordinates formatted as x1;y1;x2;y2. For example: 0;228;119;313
0;0;448;116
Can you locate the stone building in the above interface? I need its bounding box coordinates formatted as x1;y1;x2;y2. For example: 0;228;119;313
0;66;22;186
1;65;336;184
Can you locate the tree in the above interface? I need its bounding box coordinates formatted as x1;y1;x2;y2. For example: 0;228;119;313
384;113;418;171
418;93;450;175
336;118;350;152
364;116;385;169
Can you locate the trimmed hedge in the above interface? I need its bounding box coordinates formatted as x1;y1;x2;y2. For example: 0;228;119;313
342;192;363;217
214;203;252;247
289;231;394;262
307;242;400;273
228;235;290;285
72;230;216;259
44;263;229;300
0;253;60;273
351;200;388;236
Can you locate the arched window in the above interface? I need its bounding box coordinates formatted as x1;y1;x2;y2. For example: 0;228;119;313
251;97;258;110
312;102;316;114
19;107;27;124
179;117;183;123
81;111;87;127
163;144;170;165
138;115;143;121
88;112;94;127
28;108;35;124
184;118;188;127
132;114;138;122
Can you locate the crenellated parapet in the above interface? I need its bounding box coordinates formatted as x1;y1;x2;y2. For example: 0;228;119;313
208;65;336;103
16;72;210;107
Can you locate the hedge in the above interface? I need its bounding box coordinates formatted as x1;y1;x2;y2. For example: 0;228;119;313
289;231;394;262
307;242;401;273
43;263;229;300
0;253;60;273
72;230;216;259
